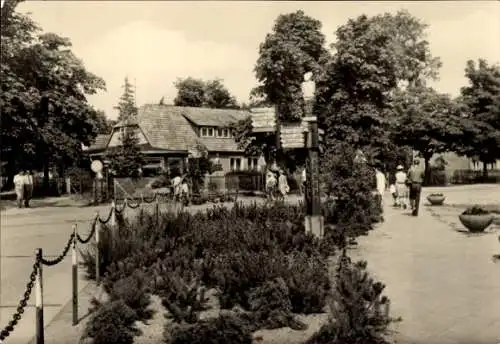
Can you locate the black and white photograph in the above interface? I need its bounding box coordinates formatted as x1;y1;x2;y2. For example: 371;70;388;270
1;1;499;344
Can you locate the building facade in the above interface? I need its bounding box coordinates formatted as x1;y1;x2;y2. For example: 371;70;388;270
85;104;257;175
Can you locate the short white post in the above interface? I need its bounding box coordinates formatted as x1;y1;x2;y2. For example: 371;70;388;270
71;224;78;326
35;248;44;344
110;200;116;227
95;212;100;285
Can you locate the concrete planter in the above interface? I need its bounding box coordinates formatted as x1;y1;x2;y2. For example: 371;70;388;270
459;214;494;232
427;194;445;206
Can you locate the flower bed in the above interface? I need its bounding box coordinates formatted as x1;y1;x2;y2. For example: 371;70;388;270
81;197;395;344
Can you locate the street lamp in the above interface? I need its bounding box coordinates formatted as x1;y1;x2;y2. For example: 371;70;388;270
302;72;324;239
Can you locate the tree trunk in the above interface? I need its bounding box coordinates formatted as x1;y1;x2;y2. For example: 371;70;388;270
423;154;432;186
482;160;489;182
43;162;50;196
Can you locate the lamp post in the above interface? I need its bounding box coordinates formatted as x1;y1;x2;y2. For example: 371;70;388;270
302;72;324;238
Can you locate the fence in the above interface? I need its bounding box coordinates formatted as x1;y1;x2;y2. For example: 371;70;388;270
0;193;165;344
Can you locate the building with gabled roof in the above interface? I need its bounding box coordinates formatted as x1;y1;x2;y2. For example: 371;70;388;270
85;105;260;175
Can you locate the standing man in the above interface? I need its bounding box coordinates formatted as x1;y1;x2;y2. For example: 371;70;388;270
23;170;34;208
375;166;387;208
13;170;25;208
407;159;425;216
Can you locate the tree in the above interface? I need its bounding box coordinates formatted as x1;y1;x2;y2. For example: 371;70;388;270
173;77;206;107
204;79;239;109
115;77;137;121
173;77;239;109
107;79;144;178
107;126;144;178
1;0;106;190
94;110;116;134
254;10;327;121
390;86;464;184
458;59;500;178
315;10;441;167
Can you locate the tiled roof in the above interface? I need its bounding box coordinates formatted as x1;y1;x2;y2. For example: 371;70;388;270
199;137;243;153
180;106;249;127
136;105;245;153
137;105;199;152
87;134;110;151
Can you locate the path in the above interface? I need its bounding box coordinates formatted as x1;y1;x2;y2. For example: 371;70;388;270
0;198;110;344
351;185;500;344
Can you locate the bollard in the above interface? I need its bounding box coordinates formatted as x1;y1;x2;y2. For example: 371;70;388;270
72;224;78;326
95;212;101;285
155;195;159;224
110;200;116;227
35;248;44;344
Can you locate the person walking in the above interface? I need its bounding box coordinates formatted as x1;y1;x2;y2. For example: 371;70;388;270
278;169;289;201
407;159;425;216
13;170;25;208
394;165;409;209
300;167;307;196
23;170;34;207
265;168;277;201
375;166;387;208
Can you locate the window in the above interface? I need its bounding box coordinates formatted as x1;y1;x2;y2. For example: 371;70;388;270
247;158;258;170
224;129;230;138
217;128;224;137
230;158;241;172
200;127;215;137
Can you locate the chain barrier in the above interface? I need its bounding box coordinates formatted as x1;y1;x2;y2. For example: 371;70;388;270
77;217;98;244
98;207;114;224
0;193;161;341
0;259;40;341
114;200;127;214
41;233;75;266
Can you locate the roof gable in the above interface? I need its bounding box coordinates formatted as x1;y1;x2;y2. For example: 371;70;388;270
180;106;250;127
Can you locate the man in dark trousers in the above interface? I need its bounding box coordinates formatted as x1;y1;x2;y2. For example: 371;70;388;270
407;159;425;216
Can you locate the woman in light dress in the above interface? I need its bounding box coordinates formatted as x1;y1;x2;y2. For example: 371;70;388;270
278;169;290;200
394;165;409;209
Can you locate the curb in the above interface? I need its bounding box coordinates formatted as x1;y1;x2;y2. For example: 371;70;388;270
26;281;99;344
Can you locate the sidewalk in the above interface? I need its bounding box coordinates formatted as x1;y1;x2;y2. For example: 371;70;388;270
350;192;500;344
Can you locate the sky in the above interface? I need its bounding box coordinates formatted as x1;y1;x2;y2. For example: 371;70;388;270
17;1;500;121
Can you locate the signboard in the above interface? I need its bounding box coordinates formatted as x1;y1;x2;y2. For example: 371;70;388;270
91;160;103;173
250;107;276;133
281;122;308;149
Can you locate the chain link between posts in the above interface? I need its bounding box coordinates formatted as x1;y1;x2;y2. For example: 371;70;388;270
0;193;161;340
0;258;40;341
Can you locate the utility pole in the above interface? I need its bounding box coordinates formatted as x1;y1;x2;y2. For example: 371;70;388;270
302;72;324;238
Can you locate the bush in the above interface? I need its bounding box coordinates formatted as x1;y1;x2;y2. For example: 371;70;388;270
248;277;306;330
107;270;154;321
306;253;400;344
164;313;253;344
84;300;140;344
462;206;490;215
285;251;330;314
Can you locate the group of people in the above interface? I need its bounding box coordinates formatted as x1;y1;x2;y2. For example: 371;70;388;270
265;168;290;201
13;170;34;208
377;159;425;216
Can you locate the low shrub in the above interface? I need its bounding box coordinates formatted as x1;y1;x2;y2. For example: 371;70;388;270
164;313;253;344
462;206;490;215
83;300;141;344
285;251;330;314
203;249;289;309
306;253;400;344
248;277;306;330
107;270;154;321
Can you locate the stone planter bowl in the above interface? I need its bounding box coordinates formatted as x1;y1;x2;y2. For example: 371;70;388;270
459;214;494;232
427;194;445;206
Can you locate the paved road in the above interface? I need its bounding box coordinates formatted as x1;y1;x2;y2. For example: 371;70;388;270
351;185;500;344
0;194;293;344
0;198;111;344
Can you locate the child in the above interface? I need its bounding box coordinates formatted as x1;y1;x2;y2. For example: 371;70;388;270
389;183;398;206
